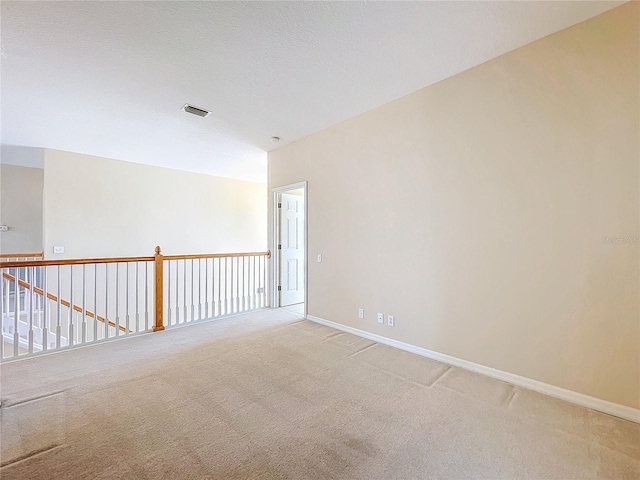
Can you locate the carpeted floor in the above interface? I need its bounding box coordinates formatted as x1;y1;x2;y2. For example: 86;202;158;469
0;308;638;479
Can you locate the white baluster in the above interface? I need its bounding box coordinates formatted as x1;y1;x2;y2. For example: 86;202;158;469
94;264;98;342
220;259;223;315
43;266;48;350
176;260;180;325
28;266;34;353
237;256;241;312
69;265;74;347
115;262;120;337
56;266;62;349
204;258;209;319
217;258;222;317
104;263;109;339
190;259;195;322
225;258;230;315
197;259;202;321
13;267;20;356
82;264;87;344
167;260;172;326
145;261;149;330
241;257;245;312
235;257;239;313
260;256;265;308
135;262;140;334
183;259;187;323
253;257;257;310
125;262;130;335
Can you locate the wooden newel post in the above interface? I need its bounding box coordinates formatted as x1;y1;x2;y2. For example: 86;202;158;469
153;246;165;332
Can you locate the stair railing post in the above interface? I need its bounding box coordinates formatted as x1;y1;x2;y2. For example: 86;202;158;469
153;246;165;332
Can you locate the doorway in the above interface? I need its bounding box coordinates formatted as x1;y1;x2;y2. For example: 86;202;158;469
272;182;307;316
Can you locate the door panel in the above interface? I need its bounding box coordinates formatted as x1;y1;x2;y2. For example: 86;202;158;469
287;259;298;291
280;193;304;306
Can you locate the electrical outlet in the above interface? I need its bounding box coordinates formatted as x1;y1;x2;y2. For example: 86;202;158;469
358;308;364;319
53;246;65;254
387;315;395;327
377;313;384;324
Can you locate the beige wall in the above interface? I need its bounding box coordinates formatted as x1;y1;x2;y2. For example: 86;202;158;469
0;164;44;254
269;4;639;409
44;149;266;258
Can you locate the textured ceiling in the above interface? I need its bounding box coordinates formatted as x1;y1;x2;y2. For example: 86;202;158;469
0;1;625;182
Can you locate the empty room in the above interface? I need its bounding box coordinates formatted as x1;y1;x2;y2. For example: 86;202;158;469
0;1;638;479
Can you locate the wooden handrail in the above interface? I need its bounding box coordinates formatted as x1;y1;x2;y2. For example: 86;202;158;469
0;251;270;269
2;272;127;332
0;256;154;269
0;252;44;260
163;250;271;261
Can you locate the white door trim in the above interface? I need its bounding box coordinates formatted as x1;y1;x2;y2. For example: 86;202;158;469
271;181;308;318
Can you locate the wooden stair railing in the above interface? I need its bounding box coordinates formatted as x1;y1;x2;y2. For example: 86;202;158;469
1;271;127;332
0;252;44;261
0;247;271;354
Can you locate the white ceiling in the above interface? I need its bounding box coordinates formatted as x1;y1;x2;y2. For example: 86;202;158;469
1;1;625;183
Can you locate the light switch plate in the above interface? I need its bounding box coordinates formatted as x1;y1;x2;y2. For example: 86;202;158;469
53;246;65;254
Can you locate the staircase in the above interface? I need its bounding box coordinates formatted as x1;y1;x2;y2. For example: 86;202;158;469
2;300;61;352
2;271;63;354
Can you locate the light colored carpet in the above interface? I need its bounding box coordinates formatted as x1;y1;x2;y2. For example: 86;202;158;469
0;308;638;479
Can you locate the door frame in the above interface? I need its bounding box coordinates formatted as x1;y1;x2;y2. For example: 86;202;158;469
271;181;307;318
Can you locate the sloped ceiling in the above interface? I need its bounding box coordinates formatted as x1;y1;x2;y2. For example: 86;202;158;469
0;1;625;182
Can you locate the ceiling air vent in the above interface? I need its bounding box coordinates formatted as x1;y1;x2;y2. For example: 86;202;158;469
182;104;211;118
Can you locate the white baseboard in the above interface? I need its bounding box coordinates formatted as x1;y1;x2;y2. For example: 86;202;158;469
307;314;640;424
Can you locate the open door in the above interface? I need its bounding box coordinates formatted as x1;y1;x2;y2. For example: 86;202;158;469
278;191;305;306
272;182;307;312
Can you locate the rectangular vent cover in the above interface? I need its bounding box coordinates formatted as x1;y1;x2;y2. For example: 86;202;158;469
182;104;210;117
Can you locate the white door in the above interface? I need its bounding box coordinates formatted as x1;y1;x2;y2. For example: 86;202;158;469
279;193;304;306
